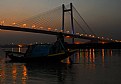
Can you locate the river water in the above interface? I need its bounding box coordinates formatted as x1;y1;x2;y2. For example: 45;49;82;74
0;48;121;84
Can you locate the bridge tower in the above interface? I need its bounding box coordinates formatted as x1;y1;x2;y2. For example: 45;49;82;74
62;3;75;43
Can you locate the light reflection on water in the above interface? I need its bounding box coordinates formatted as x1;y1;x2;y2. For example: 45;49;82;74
0;48;121;84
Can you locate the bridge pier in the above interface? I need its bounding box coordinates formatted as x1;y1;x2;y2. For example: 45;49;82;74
57;33;64;43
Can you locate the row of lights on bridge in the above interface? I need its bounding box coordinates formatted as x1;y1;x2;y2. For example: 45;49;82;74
75;33;121;42
1;21;121;43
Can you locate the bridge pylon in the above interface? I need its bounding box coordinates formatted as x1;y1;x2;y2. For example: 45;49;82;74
62;3;75;43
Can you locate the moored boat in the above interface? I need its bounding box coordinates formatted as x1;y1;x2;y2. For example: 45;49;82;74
5;41;77;63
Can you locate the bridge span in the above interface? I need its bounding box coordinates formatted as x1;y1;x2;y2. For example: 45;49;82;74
0;25;115;43
0;3;120;44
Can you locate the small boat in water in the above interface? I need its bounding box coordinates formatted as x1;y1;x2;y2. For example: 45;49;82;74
5;39;77;63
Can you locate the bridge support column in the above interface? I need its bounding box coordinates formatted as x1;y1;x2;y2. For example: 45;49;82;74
57;33;64;43
62;3;75;44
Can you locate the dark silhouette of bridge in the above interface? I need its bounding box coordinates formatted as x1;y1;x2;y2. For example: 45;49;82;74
0;25;115;43
0;3;120;45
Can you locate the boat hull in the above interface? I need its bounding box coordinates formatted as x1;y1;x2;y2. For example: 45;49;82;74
7;50;77;63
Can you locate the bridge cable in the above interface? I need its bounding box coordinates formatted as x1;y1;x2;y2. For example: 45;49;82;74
64;7;87;34
72;6;97;36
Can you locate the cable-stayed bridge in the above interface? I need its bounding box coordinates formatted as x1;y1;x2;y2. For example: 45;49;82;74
0;3;120;44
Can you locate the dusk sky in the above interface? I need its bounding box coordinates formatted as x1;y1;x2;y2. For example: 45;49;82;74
0;0;121;44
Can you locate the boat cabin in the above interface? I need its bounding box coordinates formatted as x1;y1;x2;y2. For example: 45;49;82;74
25;42;64;57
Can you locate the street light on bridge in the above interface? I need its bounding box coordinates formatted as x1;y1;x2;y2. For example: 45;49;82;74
12;22;16;26
80;34;83;36
40;27;43;30
1;21;4;25
32;25;36;29
76;32;79;35
85;34;87;36
54;28;57;31
89;35;92;37
47;27;52;31
66;31;70;33
12;22;16;25
60;30;63;32
22;24;27;27
92;35;95;38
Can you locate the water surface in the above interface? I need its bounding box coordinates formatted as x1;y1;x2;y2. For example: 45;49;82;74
0;48;121;84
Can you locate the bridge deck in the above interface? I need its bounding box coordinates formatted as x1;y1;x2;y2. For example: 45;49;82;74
0;25;114;43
